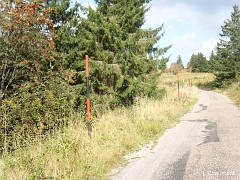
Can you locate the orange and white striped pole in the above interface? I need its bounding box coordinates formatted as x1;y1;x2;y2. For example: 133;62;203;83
85;55;91;136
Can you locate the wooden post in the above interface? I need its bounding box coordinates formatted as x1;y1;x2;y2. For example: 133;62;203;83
85;55;92;136
177;74;180;97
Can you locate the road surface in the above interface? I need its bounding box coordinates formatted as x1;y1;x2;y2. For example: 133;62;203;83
111;90;240;180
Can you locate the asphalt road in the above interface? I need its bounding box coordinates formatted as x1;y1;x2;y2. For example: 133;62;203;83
111;90;240;180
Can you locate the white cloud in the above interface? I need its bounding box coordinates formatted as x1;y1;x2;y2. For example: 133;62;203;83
166;25;173;31
173;32;199;53
144;3;200;29
81;2;96;10
200;38;218;59
75;0;239;66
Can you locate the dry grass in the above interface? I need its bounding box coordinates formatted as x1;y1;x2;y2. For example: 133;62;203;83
159;72;215;89
221;82;240;109
0;74;201;180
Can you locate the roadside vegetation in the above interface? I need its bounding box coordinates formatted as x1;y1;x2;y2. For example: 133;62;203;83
0;1;197;179
0;0;170;152
179;72;240;109
0;73;200;179
0;0;239;179
183;72;240;109
218;81;240;109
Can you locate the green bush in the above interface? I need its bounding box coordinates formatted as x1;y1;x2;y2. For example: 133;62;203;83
0;80;75;152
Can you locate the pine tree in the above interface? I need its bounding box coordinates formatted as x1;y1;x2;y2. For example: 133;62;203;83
189;53;208;72
77;0;170;106
213;5;240;87
176;55;184;69
42;0;88;108
44;0;82;69
208;50;216;72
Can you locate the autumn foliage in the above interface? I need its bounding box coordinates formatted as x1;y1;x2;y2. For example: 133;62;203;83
0;1;75;151
0;1;58;100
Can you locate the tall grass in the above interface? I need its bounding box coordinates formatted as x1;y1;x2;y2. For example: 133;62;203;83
158;72;215;90
221;82;240;109
0;76;200;179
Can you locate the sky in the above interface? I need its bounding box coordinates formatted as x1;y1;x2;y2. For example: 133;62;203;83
75;0;240;67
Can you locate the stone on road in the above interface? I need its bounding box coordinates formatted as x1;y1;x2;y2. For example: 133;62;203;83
111;91;240;180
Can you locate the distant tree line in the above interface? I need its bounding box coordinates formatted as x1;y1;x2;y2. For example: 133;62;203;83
186;52;208;73
186;5;240;88
167;55;184;74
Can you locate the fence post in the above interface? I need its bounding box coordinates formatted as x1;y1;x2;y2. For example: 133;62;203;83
177;74;180;97
85;55;92;136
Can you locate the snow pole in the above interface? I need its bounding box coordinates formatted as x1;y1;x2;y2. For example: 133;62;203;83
85;55;92;136
177;74;180;97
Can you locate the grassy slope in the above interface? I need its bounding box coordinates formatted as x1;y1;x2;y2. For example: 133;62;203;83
0;73;214;180
220;82;240;109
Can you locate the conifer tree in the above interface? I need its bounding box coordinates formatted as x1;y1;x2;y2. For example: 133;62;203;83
77;0;170;106
42;0;88;108
208;50;217;72
169;55;184;74
189;53;208;72
176;55;184;69
213;5;240;87
41;0;170;108
44;0;81;68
